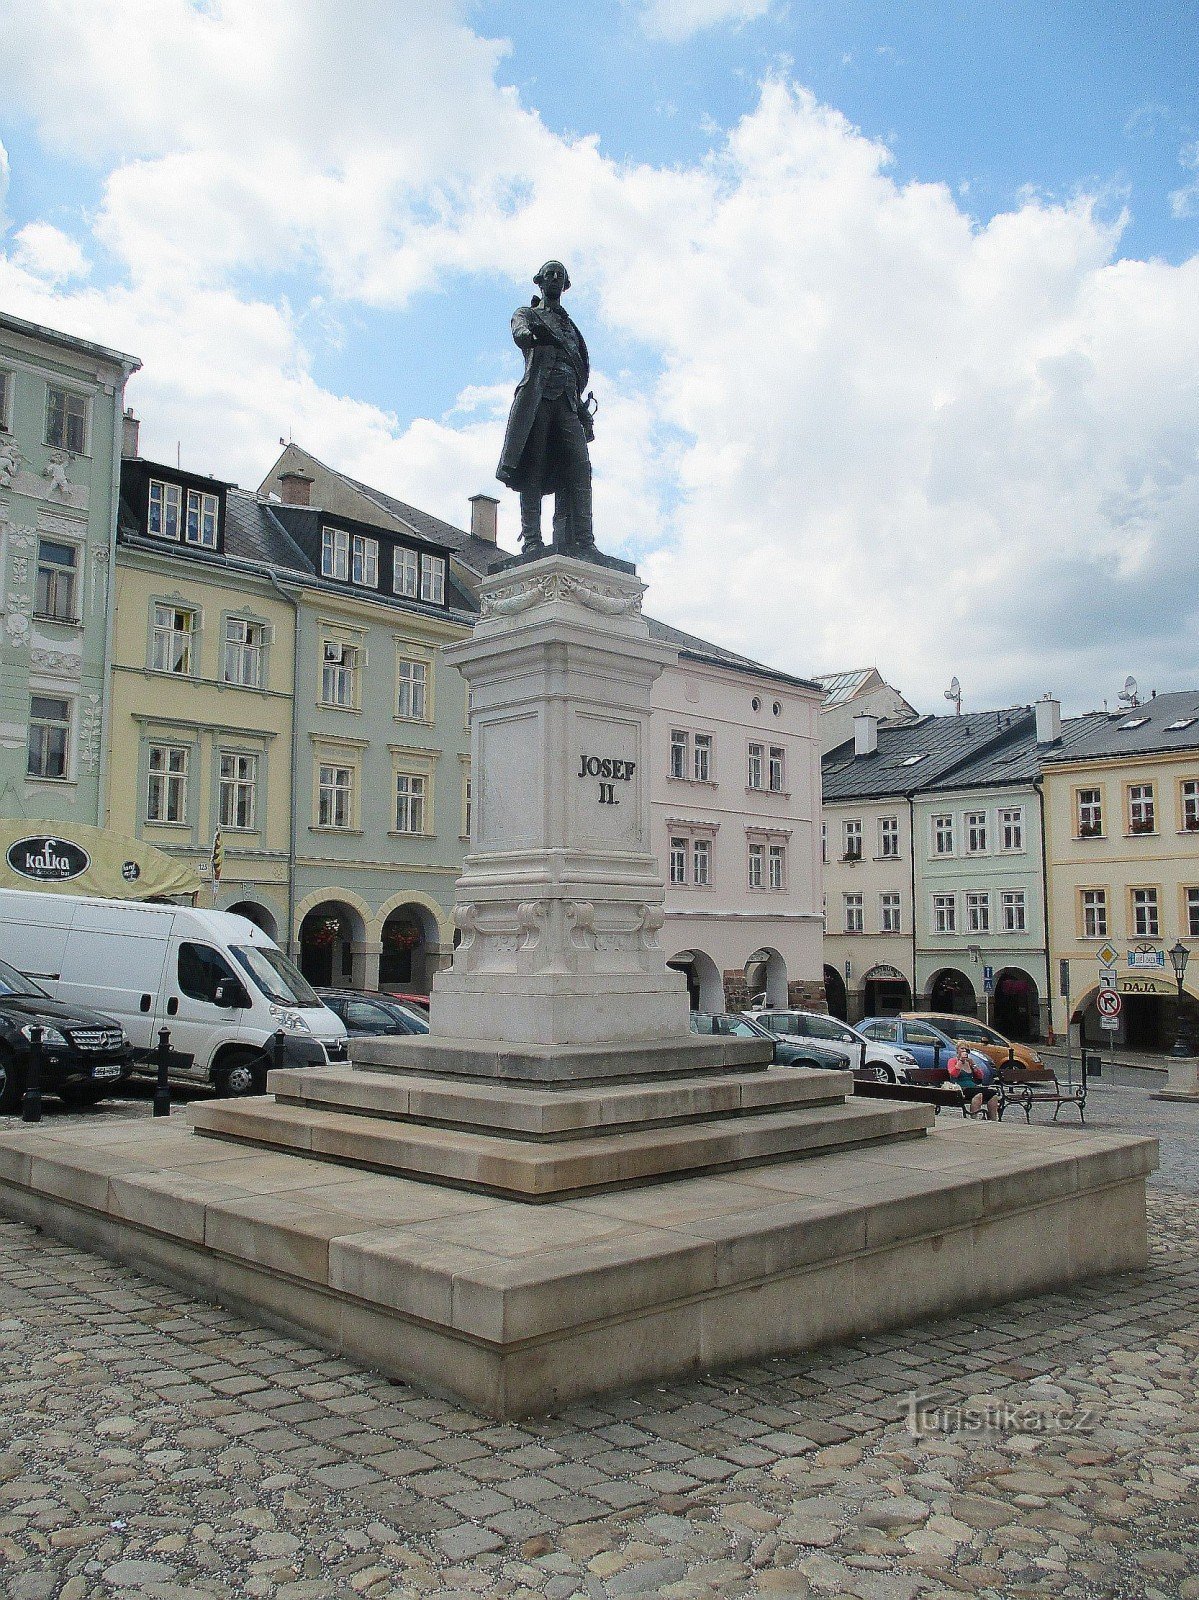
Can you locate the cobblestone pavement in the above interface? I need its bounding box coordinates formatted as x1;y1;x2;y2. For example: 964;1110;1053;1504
1;1087;1197;1599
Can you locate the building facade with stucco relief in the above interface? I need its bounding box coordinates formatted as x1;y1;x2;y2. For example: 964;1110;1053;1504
647;625;825;1014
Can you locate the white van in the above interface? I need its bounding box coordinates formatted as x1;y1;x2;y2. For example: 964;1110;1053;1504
0;889;348;1096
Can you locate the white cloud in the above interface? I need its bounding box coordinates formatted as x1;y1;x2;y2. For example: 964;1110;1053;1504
1;6;1197;712
12;222;90;283
637;0;773;44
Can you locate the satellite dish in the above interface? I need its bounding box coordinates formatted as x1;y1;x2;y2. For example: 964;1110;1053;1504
944;676;962;715
1118;675;1140;708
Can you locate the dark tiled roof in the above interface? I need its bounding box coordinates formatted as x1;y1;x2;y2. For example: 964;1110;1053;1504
1039;690;1199;762
327;468;508;577
926;711;1112;790
645;617;822;693
226;491;314;574
822;709;1036;801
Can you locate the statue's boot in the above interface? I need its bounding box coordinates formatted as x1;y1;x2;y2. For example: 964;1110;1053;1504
519;491;546;555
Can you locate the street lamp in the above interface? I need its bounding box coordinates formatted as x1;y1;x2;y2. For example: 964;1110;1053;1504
1168;940;1191;1058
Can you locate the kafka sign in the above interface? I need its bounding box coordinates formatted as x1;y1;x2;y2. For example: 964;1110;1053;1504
577;754;636;806
6;835;90;883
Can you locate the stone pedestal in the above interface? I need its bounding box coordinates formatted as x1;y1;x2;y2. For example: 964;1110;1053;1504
1155;1055;1199;1101
428;554;690;1051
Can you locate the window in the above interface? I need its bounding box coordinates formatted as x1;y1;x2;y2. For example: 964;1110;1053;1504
218;752;258;830
879;816;899;858
748;842;764;889
352;534;378;587
844;893;864;933
396;658;428;721
1132;887;1160;938
463;776;472;839
863;1020;897;1043
1078;788;1103;838
1187;888;1199;938
842;819;862;861
0;369;11;430
693;733;712;782
185;489;219;548
880;892;901;933
693;838;712;886
768;843;785;890
151;604;196;674
394;547;419;597
46;385;87;453
966;812;987;853
933;893;956;934
768;746;785;792
321;641;359;708
933;815;954;856
821;822;827;863
178;942;238;1005
999;807;1024;851
669;836;687;885
27;696;70;780
747;742;764;790
1182;781;1199;833
35;539;78;622
1129;784;1155;834
966;891;991;934
669;730;688;780
1001;891;1027;933
147;744;188;823
318;763;353;828
1081;889;1108;940
222;617;264;687
148;479;182;540
321;526;350;581
420;554;445;604
395;773;426;834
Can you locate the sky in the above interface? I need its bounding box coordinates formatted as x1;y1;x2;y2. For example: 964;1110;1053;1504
1;0;1197;716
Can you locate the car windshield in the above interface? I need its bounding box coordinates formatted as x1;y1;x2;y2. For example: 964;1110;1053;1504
804;1014;853;1042
0;957;48;999
945;1019;1004;1045
230;944;322;1008
384;1004;430;1034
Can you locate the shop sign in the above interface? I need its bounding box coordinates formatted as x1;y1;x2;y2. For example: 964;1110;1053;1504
6;835;90;883
1127;946;1165;969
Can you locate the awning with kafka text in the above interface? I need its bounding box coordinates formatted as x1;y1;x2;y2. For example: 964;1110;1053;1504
0;819;200;900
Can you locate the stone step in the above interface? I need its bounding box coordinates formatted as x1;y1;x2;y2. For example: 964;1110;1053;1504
265;1064;852;1139
188;1096;933;1200
350;1031;773;1085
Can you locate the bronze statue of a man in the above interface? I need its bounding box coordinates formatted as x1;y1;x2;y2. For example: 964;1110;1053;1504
496;260;595;556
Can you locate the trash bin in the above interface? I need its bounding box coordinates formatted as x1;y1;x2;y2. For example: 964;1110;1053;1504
1083;1052;1102;1077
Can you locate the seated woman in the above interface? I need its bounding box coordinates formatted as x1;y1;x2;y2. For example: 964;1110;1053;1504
946;1041;1001;1120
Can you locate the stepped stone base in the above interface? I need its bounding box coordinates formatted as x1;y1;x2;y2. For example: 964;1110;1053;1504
0;1113;1155;1418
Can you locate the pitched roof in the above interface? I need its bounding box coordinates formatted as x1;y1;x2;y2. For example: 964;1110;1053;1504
336;468;507;577
923;711;1111;791
821;708;1036;801
1038;690;1199;763
814;667;884;706
0;310;141;375
645;617;822;693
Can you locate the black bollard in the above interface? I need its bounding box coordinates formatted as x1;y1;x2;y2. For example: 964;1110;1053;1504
22;1026;43;1124
272;1028;288;1074
153;1026;172;1117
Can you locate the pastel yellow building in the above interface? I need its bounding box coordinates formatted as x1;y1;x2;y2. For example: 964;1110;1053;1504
109;461;296;937
1042;690;1199;1051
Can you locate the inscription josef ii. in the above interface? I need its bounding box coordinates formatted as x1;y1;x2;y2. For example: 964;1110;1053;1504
577;754;636;806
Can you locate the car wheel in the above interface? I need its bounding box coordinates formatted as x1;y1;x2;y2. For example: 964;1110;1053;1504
865;1061;896;1083
214;1049;267;1098
0;1052;21;1114
58;1081;110;1108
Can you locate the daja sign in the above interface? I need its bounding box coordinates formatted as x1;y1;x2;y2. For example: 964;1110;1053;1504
7;835;91;882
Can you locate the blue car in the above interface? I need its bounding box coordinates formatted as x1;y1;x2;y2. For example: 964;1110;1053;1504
857;1015;990;1084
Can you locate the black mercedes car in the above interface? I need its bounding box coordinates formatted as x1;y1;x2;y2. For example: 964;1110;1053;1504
0;957;133;1112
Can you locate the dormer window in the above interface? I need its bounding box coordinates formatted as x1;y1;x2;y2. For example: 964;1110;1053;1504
394;547;419;598
185;488;219;548
420;553;446;605
351;534;378;587
321;526;349;581
148;479;183;540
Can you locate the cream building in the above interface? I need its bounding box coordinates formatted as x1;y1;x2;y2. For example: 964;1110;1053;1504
1042;689;1199;1051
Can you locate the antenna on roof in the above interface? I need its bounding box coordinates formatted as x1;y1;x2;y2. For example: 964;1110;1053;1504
944;676;962;716
1118;675;1139;709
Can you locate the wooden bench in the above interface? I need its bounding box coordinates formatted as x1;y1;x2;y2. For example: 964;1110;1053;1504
853;1078;970;1116
997;1065;1087;1123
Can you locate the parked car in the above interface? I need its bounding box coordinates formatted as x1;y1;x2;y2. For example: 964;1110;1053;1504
0;956;134;1112
318;990;431;1037
0;889;349;1098
383;991;430;1013
903;1012;1044;1072
690;1012;847;1071
858;1016;992;1084
744;1008;918;1081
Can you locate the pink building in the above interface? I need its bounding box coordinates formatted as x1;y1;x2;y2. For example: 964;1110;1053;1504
647;620;825;1013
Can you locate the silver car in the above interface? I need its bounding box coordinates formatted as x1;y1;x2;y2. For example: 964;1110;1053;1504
744;1009;918;1082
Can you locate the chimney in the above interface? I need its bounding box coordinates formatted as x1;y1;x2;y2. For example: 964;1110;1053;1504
854;712;879;757
1035;693;1062;745
121;407;140;459
468;493;498;544
279;469;315;507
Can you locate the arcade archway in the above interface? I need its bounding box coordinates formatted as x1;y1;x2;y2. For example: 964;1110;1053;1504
745;947;788;1008
823;964;848;1020
992;967;1040;1042
927;967;977;1017
668;949;724;1012
299;899;365;988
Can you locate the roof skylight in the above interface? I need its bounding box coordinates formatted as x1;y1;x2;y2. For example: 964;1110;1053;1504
1118;717;1149;730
